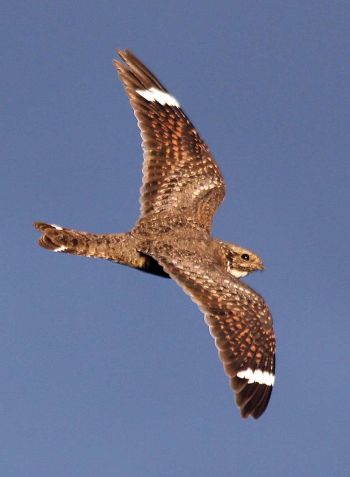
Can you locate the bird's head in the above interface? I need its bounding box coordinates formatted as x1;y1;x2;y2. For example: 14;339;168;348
219;242;264;278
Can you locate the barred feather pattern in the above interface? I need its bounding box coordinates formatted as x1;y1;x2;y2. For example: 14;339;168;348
139;239;276;419
33;49;276;419
114;50;225;232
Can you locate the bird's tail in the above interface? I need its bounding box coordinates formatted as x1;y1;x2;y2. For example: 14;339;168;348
33;222;169;277
34;222;112;258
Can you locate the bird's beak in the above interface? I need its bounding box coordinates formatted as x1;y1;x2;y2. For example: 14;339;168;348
258;262;264;271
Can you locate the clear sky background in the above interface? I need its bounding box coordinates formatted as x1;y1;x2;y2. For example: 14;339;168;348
2;1;349;476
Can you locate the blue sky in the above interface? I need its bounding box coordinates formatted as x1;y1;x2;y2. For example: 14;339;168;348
2;1;350;476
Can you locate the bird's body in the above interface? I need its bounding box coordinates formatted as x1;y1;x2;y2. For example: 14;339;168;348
34;49;276;419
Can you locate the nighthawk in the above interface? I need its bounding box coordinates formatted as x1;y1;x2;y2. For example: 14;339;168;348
34;49;276;419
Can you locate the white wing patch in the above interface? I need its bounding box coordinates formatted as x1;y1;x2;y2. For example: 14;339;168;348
237;368;275;386
51;224;63;230
136;87;180;107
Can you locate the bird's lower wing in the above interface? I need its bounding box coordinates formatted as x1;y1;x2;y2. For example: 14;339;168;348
142;242;276;419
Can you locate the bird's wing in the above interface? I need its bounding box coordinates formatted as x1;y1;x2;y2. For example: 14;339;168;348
141;241;276;419
113;50;225;232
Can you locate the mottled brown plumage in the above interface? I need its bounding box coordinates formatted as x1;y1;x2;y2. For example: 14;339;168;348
34;49;276;419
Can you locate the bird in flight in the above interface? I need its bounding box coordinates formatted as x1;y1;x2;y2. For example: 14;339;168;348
34;49;276;419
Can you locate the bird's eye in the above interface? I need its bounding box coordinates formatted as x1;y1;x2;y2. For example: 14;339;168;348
241;253;250;261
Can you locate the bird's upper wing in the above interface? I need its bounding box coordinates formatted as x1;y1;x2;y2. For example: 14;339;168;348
113;50;225;232
141;240;276;419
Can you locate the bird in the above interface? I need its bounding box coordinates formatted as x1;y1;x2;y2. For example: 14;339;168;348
34;49;276;419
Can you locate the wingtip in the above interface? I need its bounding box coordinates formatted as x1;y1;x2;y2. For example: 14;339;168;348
112;58;120;70
231;374;272;420
33;221;48;232
115;48;133;62
113;49;131;72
